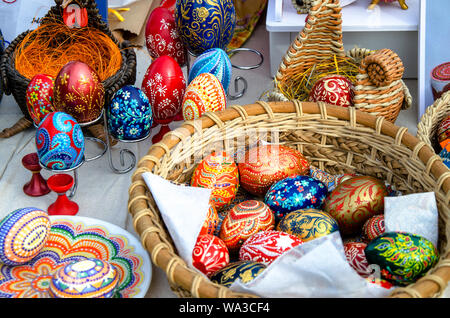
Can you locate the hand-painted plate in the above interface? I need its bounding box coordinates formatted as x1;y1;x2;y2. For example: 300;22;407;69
0;216;151;298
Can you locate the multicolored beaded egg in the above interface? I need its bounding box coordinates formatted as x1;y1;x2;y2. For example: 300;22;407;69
49;258;120;298
210;260;266;287
107;85;153;141
192;234;230;277
188;48;232;91
0;207;51;266
182;73;226;120
219;200;275;253
36;112;85;170
264;175;328;223
26;74;55;126
276;209;339;242
191;152;239;209
362;215;385;243
309;166;339;192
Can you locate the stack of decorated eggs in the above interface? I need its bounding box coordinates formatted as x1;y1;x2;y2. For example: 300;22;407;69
189;144;440;288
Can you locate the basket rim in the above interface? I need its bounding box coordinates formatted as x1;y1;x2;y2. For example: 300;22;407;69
128;101;450;298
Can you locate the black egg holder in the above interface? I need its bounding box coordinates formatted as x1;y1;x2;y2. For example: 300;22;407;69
185;47;264;100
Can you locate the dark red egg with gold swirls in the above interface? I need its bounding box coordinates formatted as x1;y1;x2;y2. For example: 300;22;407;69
53;61;105;124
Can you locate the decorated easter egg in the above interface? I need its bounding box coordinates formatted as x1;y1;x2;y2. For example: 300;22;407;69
188;48;232;91
344;242;371;277
175;0;236;55
145;6;186;66
192;234;229;277
36;112;85;170
239;230;303;265
437;115;450;146
265;175;328;222
141;56;186;125
219;200;275;253
49;258;120;298
362;215;385;243
26;74;55;126
107;85;153;141
323;176;387;235
276;209;338;242
53;61;105;123
335;173;356;186
191;152;239;209
182;73;226;120
309;75;354;107
366;277;393;289
210;260;266;287
0;207;51;266
199;205;220;236
365;232;439;286
309;166;339;192
238;145;310;197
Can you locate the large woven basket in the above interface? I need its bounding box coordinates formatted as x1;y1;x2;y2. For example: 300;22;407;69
128;100;450;298
0;0;136;136
267;0;412;124
417;91;450;154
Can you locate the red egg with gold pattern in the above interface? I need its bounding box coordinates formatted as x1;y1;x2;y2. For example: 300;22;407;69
309;75;354;107
26;74;55;126
145;6;186;66
53;61;105;124
141;55;186;143
238;145;310;197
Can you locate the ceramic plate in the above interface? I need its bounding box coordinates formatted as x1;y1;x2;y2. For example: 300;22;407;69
0;216;151;298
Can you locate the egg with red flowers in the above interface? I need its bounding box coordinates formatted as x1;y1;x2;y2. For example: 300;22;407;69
344;242;371;278
309;75;354;107
192;234;229;277
26;74;55;126
182;73;226;120
53;61;105;124
239;230;303;265
145;6;186;66
141;55;186;126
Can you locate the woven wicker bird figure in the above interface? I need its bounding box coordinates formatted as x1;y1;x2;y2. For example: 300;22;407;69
368;0;408;10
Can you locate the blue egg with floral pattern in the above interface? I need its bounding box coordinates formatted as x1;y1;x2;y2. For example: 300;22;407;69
188;48;232;91
107;85;153;141
36;112;85;170
264;175;328;223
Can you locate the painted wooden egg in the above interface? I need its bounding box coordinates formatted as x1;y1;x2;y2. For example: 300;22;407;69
199;205;220;236
238;145;310;197
309;166;339;192
49;258;120;298
323;176;387;235
182;73;226;120
365;232;439;286
239;230;303;265
344;242;371;277
145;6;186;66
107;85;153;141
265;175;328;223
437;115;450;145
219;200;275;253
192;234;230;277
26;74;55;126
188;48;232;92
53;61;105;124
175;0;236;55
141;55;186;125
36;112;85;170
191;152;239;209
276;209;339;242
0;207;51;266
362;215;385;243
309;75;354;107
210;260;266;287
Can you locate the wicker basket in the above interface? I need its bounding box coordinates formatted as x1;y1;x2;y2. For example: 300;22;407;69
0;0;136;136
417;91;450;154
128;100;450;298
267;0;412;124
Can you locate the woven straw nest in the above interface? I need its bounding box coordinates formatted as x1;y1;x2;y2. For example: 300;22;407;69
268;0;412;124
0;0;136;138
417;91;450;154
128;100;450;298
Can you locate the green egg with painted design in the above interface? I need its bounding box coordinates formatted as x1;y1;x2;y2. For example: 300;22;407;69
365;232;439;286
